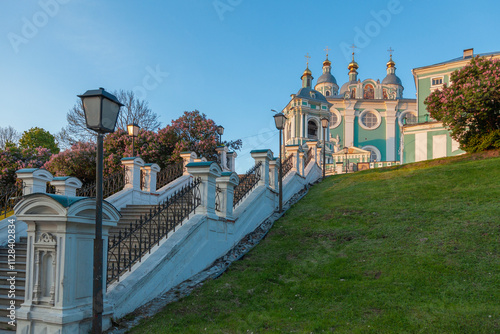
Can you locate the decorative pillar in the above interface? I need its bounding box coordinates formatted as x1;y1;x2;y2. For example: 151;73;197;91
298;151;305;176
215;172;239;220
305;141;318;163
50;176;83;197
216;146;229;171
269;158;279;191
186;161;222;218
16;168;53;195
121;157;145;190
227;151;237;172
14;194;120;333
344;106;356;147
250;149;273;187
141;163;161;192
385;101;398;161
284;145;301;173
180;151;197;175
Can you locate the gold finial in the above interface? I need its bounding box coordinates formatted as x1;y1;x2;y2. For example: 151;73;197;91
388;47;394;58
305;53;311;67
348;44;358;71
324;46;331;58
350;44;357;60
387;47;395;68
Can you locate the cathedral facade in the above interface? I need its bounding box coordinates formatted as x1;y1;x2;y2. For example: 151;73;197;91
282;51;417;165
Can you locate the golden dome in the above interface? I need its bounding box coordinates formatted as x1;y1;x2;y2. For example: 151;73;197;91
387;55;395;68
348;60;358;71
301;66;312;78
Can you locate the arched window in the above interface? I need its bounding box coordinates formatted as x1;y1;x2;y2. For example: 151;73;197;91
351;88;356;99
362;145;381;162
307;120;318;139
383;89;388;99
364;84;374;99
325;90;330;97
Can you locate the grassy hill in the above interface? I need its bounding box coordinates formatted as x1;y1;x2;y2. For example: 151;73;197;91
129;151;500;333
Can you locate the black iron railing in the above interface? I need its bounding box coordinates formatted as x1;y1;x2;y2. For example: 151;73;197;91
215;185;222;212
305;149;313;167
0;182;24;218
46;182;57;194
282;153;294;177
156;162;183;190
233;161;262;208
140;169;145;190
106;177;201;285
76;168;125;198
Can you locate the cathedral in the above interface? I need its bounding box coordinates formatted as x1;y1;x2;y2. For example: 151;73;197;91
281;49;417;167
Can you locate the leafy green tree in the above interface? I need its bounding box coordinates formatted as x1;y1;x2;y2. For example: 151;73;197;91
19;127;59;154
425;56;500;152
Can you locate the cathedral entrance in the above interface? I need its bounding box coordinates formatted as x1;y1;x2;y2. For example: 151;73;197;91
307;120;318;139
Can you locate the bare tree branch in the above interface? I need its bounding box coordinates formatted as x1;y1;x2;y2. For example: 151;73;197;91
0;126;20;149
58;90;161;147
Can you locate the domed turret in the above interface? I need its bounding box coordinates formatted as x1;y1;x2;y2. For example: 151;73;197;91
382;54;402;86
315;49;339;97
301;53;313;88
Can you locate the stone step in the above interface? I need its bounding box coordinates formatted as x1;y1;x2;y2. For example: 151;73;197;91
0;248;27;256
0;254;27;262
0;268;26;279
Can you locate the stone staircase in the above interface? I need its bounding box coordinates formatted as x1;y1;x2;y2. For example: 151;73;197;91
0;237;27;330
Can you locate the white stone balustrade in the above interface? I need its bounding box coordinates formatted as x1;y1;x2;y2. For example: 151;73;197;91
50;176;83;197
141;163;161;192
186;161;221;218
15;168;53;195
215;171;239;220
250;149;273;188
121;157;145;190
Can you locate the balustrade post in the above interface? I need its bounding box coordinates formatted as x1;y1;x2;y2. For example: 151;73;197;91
269;158;279;191
180;151;197;176
186;161;222;218
141;163;161;192
16;168;53;195
298;151;305;176
14;194;120;333
50;176;83;196
250;149;273;188
216;146;229;171
305;141;318;163
215;172;239;220
227;151;237;172
121;157;145;190
284;145;301;173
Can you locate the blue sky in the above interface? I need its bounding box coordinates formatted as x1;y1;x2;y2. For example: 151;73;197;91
1;0;499;172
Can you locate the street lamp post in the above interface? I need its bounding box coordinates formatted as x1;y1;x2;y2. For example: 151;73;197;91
217;125;224;145
127;123;140;157
321;117;329;178
343;146;349;173
78;88;123;334
273;111;286;213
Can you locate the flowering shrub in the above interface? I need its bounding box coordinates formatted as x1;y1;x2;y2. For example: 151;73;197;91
0;145;51;187
425;56;500;152
44;142;97;184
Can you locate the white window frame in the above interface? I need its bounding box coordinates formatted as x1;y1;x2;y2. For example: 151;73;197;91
362;145;381;162
329;108;342;129
398;110;418;127
358;109;381;130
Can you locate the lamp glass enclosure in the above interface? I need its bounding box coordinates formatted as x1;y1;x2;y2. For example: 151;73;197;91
273;112;286;130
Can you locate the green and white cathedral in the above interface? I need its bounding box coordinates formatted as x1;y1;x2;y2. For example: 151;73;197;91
282;51;417;168
282;48;500;170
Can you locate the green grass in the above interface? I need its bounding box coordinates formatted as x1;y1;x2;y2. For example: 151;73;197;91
129;151;500;333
